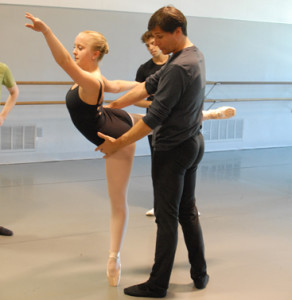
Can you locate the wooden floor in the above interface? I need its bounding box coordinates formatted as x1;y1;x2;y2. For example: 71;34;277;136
1;147;292;300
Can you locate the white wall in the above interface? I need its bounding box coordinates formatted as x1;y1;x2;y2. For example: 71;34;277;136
0;3;292;164
1;0;292;24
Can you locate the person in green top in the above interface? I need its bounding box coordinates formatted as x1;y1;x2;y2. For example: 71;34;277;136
0;62;18;126
0;62;19;236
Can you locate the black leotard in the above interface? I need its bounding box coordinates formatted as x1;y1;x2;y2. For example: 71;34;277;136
66;84;132;146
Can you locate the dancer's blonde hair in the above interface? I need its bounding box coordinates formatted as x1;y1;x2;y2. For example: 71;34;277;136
82;30;109;61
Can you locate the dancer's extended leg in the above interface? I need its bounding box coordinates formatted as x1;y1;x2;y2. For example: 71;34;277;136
202;106;236;121
130;113;145;125
105;142;136;286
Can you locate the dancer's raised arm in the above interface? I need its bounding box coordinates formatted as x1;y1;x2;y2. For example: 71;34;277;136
25;13;99;98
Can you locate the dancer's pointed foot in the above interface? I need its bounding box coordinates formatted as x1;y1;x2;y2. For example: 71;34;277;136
215;106;236;119
107;252;121;287
145;208;155;216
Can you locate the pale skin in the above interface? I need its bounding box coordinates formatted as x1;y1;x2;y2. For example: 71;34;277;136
25;12;142;286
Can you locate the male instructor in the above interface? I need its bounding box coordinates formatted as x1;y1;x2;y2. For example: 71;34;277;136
97;6;209;298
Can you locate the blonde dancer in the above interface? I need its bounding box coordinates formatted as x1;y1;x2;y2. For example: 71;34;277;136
25;13;142;287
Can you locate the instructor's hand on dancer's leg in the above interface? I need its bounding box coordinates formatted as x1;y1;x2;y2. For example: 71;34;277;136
95;132;118;158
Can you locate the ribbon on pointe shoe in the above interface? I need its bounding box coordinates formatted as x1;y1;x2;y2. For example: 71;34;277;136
107;252;121;287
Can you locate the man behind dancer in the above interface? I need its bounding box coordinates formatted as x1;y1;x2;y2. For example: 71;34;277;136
97;6;210;297
136;31;235;217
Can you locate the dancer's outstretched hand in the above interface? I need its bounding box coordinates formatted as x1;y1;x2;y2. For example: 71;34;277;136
95;132;118;158
25;12;50;34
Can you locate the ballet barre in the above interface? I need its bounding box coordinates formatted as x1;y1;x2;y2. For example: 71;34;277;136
1;80;290;105
2;97;292;106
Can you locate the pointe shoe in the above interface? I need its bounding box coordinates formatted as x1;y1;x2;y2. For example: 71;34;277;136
215;106;236;119
107;252;121;287
145;208;155;216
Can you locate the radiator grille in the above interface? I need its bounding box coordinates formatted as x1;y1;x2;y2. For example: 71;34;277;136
202;119;244;141
0;125;37;151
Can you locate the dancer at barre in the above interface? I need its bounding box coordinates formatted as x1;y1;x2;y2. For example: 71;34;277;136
25;12;141;287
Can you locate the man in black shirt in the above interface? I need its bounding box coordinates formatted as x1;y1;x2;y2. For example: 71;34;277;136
97;6;209;297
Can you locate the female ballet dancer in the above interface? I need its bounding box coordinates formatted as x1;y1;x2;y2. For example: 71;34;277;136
25;12;141;287
25;12;235;287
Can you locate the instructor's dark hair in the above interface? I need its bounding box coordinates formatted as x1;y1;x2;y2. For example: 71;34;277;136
148;6;187;36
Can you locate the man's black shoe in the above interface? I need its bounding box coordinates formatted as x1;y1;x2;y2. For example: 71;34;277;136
124;282;167;298
194;274;209;289
0;226;13;236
